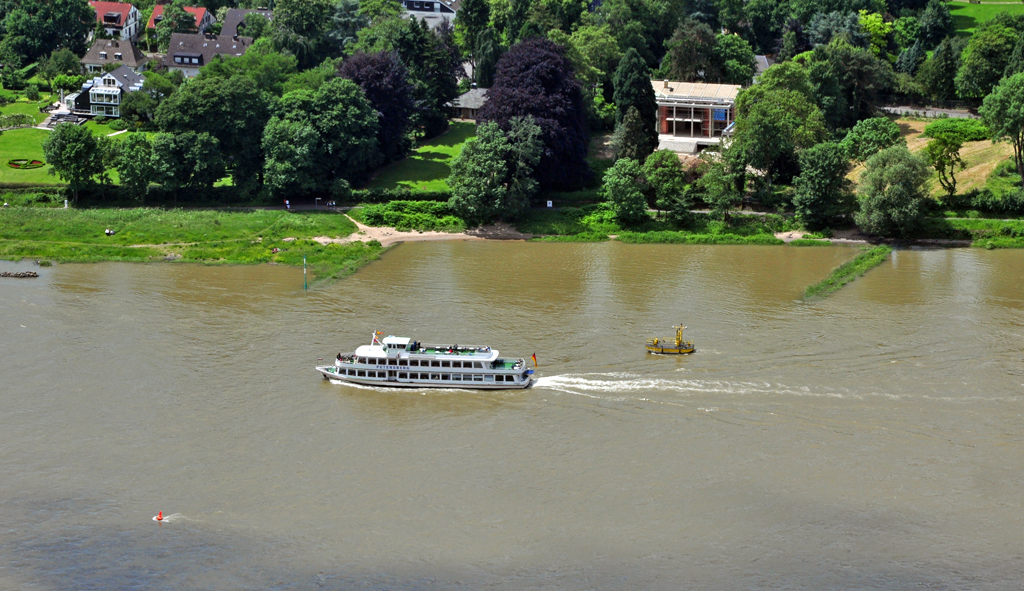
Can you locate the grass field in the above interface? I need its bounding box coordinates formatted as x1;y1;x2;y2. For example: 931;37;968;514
0;208;383;280
948;1;1024;36
848;118;1015;198
0;128;59;185
367;122;475;191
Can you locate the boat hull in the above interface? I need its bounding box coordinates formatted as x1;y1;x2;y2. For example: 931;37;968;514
316;366;533;389
645;345;695;355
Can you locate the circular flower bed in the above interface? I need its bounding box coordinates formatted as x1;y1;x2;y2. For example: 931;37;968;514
7;159;45;169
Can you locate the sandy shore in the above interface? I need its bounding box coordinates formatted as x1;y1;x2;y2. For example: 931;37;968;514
310;215;532;248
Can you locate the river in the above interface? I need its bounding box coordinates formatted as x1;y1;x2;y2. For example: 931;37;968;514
2;241;1023;590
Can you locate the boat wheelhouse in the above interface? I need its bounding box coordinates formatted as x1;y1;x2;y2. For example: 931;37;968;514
316;333;534;389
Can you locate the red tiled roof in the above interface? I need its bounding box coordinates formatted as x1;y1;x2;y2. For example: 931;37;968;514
89;1;134;26
147;4;209;29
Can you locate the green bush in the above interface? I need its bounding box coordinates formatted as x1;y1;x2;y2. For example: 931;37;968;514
25;85;39;101
922;118;990;142
788;238;832;246
93;116;108;125
108;119;128;131
360;200;465;232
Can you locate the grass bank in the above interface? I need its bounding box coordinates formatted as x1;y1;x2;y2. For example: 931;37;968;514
918;216;1024;247
804;245;893;299
0;208;383;281
949;1;1024;37
368;122;476;192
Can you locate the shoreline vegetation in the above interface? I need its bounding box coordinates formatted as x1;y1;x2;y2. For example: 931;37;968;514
804;245;894;300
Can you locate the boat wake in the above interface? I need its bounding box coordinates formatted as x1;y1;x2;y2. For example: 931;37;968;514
533;373;847;400
154;513;189;523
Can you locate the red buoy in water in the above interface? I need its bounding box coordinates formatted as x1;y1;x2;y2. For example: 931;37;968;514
156;511;163;521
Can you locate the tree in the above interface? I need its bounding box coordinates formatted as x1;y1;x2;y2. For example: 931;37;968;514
696;155;740;221
448;117;543;224
755;61;814;101
895;39;925;76
805;39;895;130
198;41;299;96
857;10;893;60
612;47;657;132
918;0;954;49
731;86;828;185
955;21;1020;99
266;77;382;192
457;0;491;60
1;0;92;63
151;132;226;195
792;141;854;230
744;0;789;54
338;51;416;162
155;76;271;191
980;72;1024;188
113;133;154;201
664;18;719;82
326;0;367;52
241;12;273;40
714;34;756;85
157;0;198;51
39;48;81;88
261;117;320;199
603;158;648;225
51;74;84;93
923;134;964;196
41;123;106;202
807;11;868;48
612;106;657;162
854;146;930;237
642;149;690;221
142;72;178;103
840;117;905;163
479;37;590;190
119;91;158;127
475;28;503;87
916;36;965;102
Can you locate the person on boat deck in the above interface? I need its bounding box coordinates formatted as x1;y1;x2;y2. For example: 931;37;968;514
335;353;343;367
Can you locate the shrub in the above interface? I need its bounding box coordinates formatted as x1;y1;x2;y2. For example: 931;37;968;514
922;118;989;142
360;200;465;232
25;85;39;101
93;116;108;125
108;119;129;131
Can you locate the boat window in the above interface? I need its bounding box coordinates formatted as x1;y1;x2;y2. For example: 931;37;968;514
357;357;365;364
398;359;408;366
452;374;462;381
357;370;365;377
441;360;450;368
399;372;407;379
496;375;505;382
431;360;440;367
409;360;418;367
471;362;481;368
430;373;440;380
451;361;461;368
441;374;450;380
472;374;483;382
485;375;494;382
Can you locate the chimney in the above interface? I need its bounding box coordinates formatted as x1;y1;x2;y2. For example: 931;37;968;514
470;82;477;89
663;79;668;89
233;35;239;41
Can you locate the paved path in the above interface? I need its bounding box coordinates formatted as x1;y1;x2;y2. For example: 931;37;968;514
882;105;978;119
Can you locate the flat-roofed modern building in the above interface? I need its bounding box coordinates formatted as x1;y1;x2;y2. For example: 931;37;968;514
652;80;740;152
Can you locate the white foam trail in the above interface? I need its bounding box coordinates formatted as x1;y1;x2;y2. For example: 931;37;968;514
533;373;848;400
154;513;188;523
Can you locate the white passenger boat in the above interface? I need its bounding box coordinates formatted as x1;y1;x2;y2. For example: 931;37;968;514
316;332;535;389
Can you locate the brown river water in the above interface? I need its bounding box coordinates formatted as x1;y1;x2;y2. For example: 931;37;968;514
2;241;1023;590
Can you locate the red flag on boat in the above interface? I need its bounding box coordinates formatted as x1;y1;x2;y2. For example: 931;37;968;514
531;353;537;367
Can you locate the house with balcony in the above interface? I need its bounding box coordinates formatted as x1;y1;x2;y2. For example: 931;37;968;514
89;1;142;41
162;33;253;77
64;66;145;118
80;39;149;74
653;79;739;153
147;4;216;34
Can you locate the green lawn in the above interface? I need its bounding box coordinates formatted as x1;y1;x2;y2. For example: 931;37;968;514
0;208;381;280
1;96;53;124
949;1;1024;36
367;122;476;191
0;128;59;184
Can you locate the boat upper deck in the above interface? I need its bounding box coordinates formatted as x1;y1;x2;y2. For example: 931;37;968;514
354;337;500;362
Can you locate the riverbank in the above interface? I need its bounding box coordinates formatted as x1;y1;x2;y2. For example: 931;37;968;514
0;208;384;282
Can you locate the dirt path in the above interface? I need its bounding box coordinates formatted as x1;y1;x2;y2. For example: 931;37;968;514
310;216;532;247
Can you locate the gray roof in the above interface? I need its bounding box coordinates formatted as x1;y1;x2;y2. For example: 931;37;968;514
162;33;253;69
106;65;144;90
80;38;148;69
221;8;272;37
451;88;488;110
754;55;774;75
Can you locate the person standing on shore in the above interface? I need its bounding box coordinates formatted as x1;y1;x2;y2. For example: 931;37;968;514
285;200;290;210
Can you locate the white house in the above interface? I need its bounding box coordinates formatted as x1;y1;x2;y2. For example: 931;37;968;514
89;1;142;42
